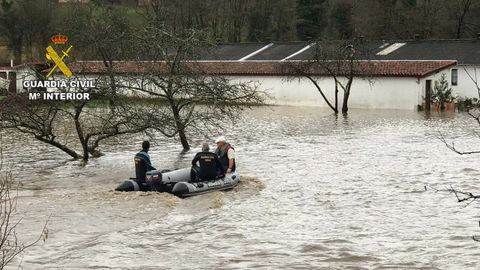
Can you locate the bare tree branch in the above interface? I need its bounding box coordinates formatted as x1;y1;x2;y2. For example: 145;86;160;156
0;137;48;269
437;131;480;155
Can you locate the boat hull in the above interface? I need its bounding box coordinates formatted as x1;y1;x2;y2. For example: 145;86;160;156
114;169;240;197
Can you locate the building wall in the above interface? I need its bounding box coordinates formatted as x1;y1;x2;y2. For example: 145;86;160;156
15;67;38;93
15;70;426;110
420;65;480;103
19;66;480;111
452;65;480;99
230;75;422;110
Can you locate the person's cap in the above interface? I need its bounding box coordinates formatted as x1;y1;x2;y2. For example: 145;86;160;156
215;136;226;143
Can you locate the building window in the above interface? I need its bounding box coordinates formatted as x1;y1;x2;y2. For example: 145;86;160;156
451;69;458;86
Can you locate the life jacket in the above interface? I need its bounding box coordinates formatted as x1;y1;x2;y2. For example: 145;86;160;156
215;143;235;172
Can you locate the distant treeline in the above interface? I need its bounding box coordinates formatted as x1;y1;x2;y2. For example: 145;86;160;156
1;0;480;63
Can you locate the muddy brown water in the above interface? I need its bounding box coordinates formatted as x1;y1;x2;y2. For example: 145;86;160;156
1;106;480;269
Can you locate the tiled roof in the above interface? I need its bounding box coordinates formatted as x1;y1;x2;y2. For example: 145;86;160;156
68;60;456;78
0;62;46;71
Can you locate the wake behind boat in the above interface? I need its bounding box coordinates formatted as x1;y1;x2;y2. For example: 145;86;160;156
115;168;240;198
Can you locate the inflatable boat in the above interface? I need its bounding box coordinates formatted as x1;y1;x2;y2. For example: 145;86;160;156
114;168;240;197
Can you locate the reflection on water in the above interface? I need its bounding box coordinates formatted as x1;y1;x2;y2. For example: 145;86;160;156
2;106;480;269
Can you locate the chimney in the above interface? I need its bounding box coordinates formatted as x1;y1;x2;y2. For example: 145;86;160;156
10;59;13;67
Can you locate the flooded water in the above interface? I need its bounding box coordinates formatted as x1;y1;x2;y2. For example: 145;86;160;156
2;106;480;269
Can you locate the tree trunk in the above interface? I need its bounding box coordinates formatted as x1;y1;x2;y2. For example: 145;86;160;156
342;75;354;114
342;79;353;114
334;81;339;113
88;139;105;158
305;75;337;113
34;136;80;160
178;127;190;151
170;100;190;151
342;90;350;114
73;105;89;161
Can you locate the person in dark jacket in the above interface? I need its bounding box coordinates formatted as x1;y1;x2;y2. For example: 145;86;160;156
135;141;156;183
191;143;224;182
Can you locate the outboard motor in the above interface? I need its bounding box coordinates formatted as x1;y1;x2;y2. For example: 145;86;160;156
114;168;191;193
145;169;183;192
146;170;163;191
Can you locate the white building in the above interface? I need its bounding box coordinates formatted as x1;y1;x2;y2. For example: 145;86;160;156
3;39;479;111
368;40;480;102
65;60;458;111
196;40;479;109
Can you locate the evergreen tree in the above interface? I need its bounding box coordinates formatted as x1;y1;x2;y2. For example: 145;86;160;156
433;73;454;111
330;1;353;39
247;1;272;42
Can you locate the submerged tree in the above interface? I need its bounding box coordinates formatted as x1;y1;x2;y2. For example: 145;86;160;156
124;9;265;151
0;70;166;161
0;2;265;158
283;39;372;114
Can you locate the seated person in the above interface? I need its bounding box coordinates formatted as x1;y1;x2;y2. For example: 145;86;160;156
191;143;224;182
214;136;236;174
135;140;156;183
